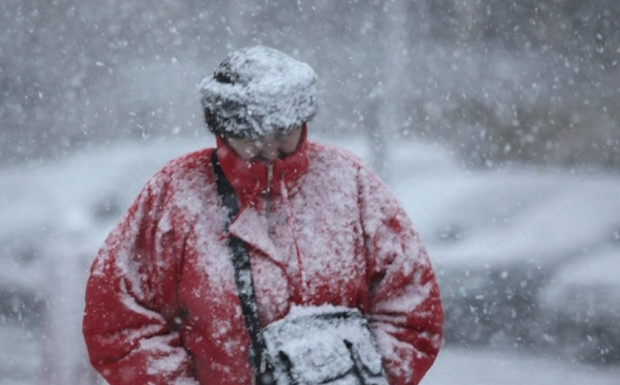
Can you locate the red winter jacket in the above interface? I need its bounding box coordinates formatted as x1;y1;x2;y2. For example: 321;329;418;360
83;135;443;385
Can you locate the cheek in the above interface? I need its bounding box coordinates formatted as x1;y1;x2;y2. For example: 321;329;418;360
242;145;261;159
231;142;261;160
279;132;303;154
279;140;298;154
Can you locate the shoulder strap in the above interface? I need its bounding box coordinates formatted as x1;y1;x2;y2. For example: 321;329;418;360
211;150;274;385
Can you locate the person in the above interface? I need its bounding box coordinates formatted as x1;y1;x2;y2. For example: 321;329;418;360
82;46;443;385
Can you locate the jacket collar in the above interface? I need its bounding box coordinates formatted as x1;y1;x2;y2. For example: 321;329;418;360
215;127;309;209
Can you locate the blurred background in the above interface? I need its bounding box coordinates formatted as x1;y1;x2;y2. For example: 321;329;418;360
2;0;619;171
1;1;619;384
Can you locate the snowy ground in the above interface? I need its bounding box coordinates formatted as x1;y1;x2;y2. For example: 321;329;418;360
1;133;619;384
423;347;620;385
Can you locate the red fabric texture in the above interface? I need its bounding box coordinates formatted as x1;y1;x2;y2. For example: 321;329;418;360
83;139;443;385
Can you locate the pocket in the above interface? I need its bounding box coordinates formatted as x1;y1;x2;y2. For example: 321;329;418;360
277;339;357;385
344;339;388;385
344;331;384;377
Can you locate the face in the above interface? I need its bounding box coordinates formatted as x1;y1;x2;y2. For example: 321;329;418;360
226;126;304;162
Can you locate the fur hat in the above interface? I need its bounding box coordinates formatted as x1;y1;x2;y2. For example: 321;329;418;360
199;46;318;139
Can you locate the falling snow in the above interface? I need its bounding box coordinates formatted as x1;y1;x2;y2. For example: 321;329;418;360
1;1;619;384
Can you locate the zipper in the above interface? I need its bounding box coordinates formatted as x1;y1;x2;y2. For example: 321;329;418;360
265;163;274;235
265;163;273;195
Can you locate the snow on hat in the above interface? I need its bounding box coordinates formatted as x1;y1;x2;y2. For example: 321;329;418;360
199;46;318;139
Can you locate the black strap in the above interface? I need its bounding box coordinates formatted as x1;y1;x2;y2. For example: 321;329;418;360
211;150;274;385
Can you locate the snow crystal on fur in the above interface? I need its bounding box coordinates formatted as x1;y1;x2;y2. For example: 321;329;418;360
199;46;318;139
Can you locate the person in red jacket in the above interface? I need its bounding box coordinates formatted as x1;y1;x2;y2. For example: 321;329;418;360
83;46;443;385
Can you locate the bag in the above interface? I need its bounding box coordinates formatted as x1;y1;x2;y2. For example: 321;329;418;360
262;305;388;385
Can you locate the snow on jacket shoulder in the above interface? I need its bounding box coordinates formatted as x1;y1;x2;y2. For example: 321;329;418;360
82;141;443;385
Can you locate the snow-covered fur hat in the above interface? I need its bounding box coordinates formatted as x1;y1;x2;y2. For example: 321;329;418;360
199;46;318;139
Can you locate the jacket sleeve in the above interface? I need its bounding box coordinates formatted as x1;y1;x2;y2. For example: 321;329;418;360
82;172;198;385
357;164;443;385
